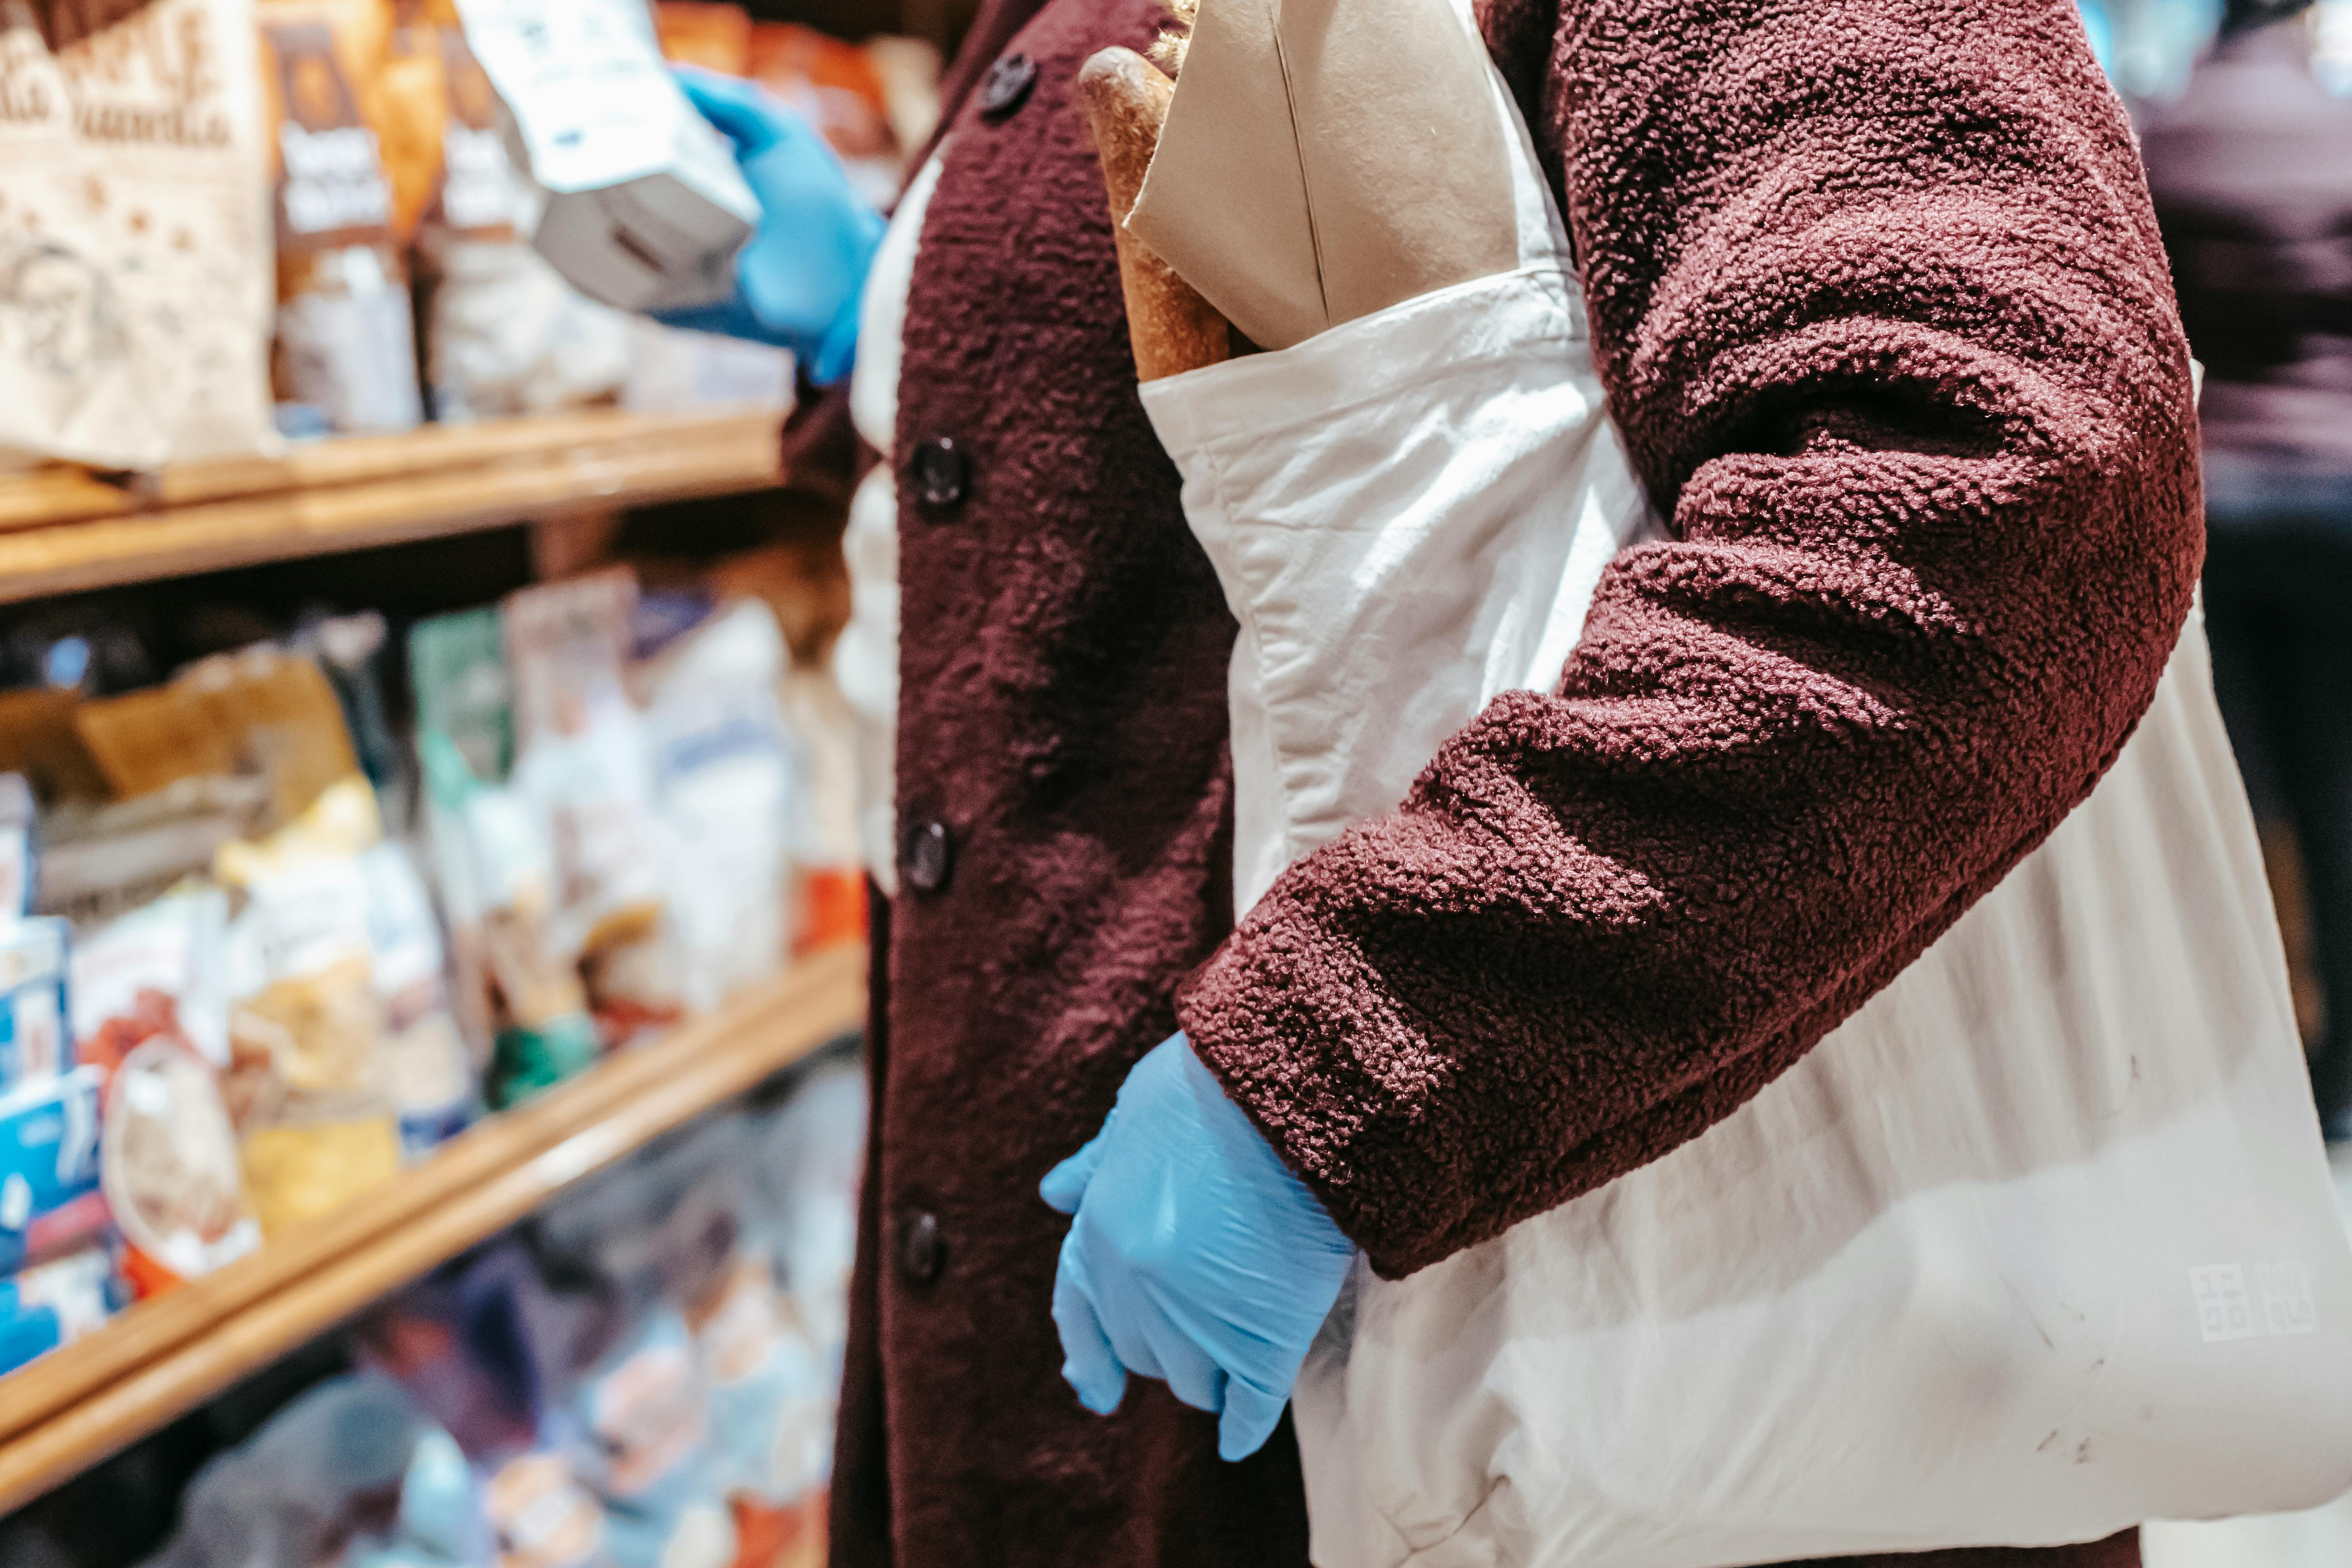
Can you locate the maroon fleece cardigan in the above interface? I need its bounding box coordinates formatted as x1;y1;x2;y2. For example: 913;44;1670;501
835;0;2200;1561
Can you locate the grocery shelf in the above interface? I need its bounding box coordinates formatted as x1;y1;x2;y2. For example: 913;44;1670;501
0;406;787;604
0;942;865;1515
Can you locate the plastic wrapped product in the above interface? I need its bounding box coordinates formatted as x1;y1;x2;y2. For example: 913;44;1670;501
746;23;905;210
619;317;792;415
532;1110;744;1322
409;608;515;1066
361;840;474;1155
0;0;275;469
102;1035;261;1296
743;1060;864;1365
453;0;759;314
419;736;598;1109
0;1247;122;1373
480;1448;604;1568
0;917;71;1089
504;572;680;1038
361;1240;625;1468
0;773;37;920
653;3;749;74
215;777;401;1236
36;778;270;934
142;1371;428;1568
0;1065;102;1275
259;0;426;434
410;22;630;423
638;601;802;1013
570;1308;736;1568
307;612;411;817
685;1252;837;1519
70;882;234;1072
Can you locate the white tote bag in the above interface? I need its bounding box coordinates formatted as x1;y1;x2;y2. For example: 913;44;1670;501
1135;12;2352;1566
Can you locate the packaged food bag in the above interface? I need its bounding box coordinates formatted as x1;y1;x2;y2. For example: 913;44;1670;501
71;883;234;1072
142;1371;429;1568
407;19;630;422
0;1246;120;1374
259;0;425;433
0;1064;102;1274
482;1447;605;1568
638;600;801;1012
418;732;598;1109
569;1308;736;1568
454;0;758;314
504;571;679;1038
0;773;37;921
747;22;903;209
0;0;274;468
0;917;71;1088
410;606;513;1064
362;839;473;1154
653;2;749;75
215;775;401;1235
102;1033;261;1294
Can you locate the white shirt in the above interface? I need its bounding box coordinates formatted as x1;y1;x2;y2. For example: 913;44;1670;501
833;149;947;896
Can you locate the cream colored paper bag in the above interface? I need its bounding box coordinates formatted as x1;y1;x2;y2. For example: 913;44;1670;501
0;0;275;468
1125;0;1517;349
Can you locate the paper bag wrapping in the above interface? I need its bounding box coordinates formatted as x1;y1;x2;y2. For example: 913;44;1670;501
1125;0;1517;351
0;0;276;469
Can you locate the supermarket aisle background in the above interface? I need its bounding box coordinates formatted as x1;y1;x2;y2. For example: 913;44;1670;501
2144;1144;2352;1568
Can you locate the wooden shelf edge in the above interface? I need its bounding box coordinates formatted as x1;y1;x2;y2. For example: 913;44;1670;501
0;408;787;601
0;943;866;1512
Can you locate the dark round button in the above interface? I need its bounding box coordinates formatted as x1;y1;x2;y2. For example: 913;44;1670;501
907;435;968;510
897;1209;945;1286
902;819;953;894
977;52;1037;119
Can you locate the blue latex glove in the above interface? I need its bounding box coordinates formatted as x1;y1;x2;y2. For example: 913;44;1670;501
656;67;884;386
1042;1034;1357;1460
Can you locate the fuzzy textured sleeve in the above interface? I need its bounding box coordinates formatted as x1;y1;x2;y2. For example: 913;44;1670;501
1173;0;2203;1279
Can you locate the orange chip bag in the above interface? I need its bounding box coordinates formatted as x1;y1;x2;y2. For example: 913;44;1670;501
654;2;749;75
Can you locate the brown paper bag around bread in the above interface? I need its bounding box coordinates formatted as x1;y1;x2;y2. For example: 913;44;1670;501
1078;47;1232;381
1125;0;1517;351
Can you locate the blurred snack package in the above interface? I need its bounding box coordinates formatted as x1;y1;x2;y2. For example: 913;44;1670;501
747;22;904;208
362;838;474;1154
0;773;36;921
638;599;801;1013
504;570;681;1042
142;1370;429;1568
621;316;792;415
0;917;70;1089
0;1246;119;1376
258;0;426;434
655;1;750;75
0;1065;103;1274
409;15;632;422
0;0;276;468
102;1034;261;1295
76;645;360;828
215;775;401;1235
71;881;234;1072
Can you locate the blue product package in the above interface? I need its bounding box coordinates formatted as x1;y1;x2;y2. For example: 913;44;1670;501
0;1301;60;1375
0;919;69;1089
0;1066;101;1274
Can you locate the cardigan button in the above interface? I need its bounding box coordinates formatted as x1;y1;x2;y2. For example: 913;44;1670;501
976;52;1037;120
902;819;953;894
897;1209;946;1287
908;436;969;510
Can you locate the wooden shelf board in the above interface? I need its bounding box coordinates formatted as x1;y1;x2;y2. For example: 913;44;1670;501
0;943;866;1514
0;407;787;602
